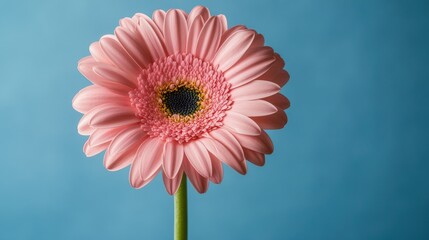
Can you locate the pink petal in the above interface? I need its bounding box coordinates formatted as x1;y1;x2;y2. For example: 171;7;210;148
133;13;167;49
184;140;212;178
89;42;111;64
250;32;265;49
258;54;289;87
218;14;228;33
225;46;276;88
89;105;139;128
77;57;106;84
204;145;246;175
220;25;246;45
72;85;129;114
99;36;141;75
84;127;125;157
259;53;284;77
78;59;131;94
164;9;188;55
104;126;147;171
209;153;223;184
213;30;255;72
162;141;184;179
137;17;167;61
210;128;244;162
77;103;114;135
195;16;223;62
183;158;209;193
78;55;96;66
93;64;136;89
83;141;109;157
152;10;166;31
88;127;123;149
213;143;247;175
188;5;210;27
162;170;183;195
77;109;96;135
231;130;274;154
231;99;278;117
207;129;247;174
187;16;204;54
251;108;288;129
134;137;164;181
178;9;189;18
243;148;265;166
129;158;159;189
223;111;261;136
134;13;163;29
263;93;290;110
115;27;152;68
230;80;280;101
198;137;219;154
273;70;290;87
119;17;136;32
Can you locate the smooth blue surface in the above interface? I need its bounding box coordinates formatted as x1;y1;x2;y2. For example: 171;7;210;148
1;0;428;239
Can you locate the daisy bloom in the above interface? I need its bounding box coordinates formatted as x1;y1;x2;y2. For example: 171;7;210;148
73;6;290;195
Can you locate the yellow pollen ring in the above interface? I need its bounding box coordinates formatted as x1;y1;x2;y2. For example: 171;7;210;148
156;80;206;122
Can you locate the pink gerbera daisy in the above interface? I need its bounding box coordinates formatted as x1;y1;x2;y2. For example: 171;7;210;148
72;6;290;194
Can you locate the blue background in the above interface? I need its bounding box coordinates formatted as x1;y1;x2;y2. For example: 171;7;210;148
1;0;428;239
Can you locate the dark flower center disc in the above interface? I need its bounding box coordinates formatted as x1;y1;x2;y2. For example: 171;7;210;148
162;86;201;116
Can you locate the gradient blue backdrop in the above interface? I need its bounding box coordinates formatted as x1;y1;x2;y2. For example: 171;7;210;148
1;0;428;239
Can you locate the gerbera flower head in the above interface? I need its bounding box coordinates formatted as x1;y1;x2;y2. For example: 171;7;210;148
73;6;290;194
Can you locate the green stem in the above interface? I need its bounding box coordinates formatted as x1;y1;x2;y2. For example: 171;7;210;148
174;174;187;240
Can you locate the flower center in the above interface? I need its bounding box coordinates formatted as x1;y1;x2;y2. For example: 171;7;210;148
129;53;232;143
160;85;202;116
